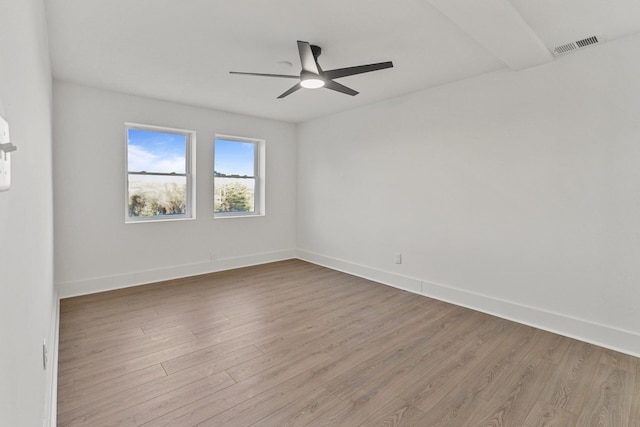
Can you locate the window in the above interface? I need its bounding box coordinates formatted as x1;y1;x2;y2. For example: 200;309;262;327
125;123;195;222
214;135;264;217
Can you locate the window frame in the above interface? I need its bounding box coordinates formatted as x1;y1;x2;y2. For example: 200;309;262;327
213;134;265;218
124;122;196;223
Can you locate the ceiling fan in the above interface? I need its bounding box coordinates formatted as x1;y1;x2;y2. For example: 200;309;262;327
230;41;394;99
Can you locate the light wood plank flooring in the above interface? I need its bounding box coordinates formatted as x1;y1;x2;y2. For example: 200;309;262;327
57;259;640;426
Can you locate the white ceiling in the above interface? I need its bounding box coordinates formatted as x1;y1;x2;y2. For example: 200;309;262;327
45;0;640;123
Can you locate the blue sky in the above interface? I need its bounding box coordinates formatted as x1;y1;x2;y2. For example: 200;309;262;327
215;139;255;176
128;130;255;176
128;129;187;173
128;129;186;173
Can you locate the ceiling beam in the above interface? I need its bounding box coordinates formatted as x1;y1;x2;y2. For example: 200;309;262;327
426;0;553;70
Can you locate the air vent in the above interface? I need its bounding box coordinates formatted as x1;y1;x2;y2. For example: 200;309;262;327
554;42;577;55
576;36;599;48
553;35;600;56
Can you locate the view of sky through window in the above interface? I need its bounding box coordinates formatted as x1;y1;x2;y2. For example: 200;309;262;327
128;129;186;174
215;139;255;176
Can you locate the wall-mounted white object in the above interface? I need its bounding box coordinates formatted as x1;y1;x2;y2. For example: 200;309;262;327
0;114;16;192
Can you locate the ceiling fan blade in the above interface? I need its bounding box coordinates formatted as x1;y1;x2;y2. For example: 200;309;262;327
277;83;303;99
324;79;359;96
323;61;393;80
297;41;320;74
230;71;299;79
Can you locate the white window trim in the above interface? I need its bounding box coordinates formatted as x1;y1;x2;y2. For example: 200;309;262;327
125;122;197;223
214;134;265;218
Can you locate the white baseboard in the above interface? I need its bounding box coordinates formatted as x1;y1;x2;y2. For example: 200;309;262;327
44;294;60;427
296;250;423;295
55;248;640;357
296;249;640;358
56;249;296;298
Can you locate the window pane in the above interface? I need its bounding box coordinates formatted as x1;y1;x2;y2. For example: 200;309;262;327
214;177;255;213
128;174;187;217
128;128;186;174
214;137;262;217
214;139;255;177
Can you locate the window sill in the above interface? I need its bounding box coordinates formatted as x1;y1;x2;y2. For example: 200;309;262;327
214;212;264;219
125;216;196;224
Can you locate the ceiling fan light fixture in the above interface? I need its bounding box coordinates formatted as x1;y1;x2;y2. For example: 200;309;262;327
230;40;393;98
300;76;325;89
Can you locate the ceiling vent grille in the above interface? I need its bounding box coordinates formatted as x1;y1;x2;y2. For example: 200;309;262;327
553;35;600;56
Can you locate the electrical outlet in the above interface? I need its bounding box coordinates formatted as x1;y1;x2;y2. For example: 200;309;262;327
395;253;402;264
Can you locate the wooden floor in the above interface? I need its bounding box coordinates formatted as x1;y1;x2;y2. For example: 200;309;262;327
57;259;640;426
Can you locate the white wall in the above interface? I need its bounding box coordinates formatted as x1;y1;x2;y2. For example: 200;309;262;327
297;33;640;356
54;82;297;296
0;0;57;426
